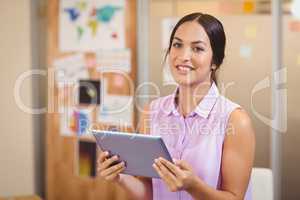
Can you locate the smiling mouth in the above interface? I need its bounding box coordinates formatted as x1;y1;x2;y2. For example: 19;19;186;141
176;65;194;72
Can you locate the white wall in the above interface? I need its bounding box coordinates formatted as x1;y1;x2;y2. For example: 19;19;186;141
0;0;35;196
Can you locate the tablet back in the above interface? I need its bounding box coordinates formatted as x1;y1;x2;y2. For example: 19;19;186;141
93;130;172;178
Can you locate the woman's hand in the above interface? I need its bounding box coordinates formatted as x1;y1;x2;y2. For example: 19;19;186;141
97;151;126;182
152;157;198;192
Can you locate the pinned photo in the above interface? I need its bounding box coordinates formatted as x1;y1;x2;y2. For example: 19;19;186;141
79;80;101;105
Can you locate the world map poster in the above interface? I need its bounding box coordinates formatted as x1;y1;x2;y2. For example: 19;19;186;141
59;0;125;52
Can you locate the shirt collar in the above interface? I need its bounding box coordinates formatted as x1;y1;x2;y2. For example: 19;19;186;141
166;82;219;118
164;88;179;116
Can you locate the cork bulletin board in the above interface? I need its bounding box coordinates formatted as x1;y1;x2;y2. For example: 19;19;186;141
46;0;137;199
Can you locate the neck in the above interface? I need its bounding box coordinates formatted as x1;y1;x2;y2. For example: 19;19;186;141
177;80;213;117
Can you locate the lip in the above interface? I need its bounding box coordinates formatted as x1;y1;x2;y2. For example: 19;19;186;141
175;64;194;74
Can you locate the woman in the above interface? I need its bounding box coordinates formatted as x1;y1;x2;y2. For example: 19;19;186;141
97;13;255;200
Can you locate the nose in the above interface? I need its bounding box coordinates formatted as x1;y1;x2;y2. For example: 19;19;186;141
178;47;192;62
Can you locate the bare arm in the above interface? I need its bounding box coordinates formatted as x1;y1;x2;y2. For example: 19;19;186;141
117;175;152;200
97;104;153;200
187;108;256;200
117;104;153;199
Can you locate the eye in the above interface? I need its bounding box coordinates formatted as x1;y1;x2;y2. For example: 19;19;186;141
172;42;182;48
192;46;204;53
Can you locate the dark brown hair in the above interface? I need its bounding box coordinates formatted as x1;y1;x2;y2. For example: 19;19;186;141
165;13;226;85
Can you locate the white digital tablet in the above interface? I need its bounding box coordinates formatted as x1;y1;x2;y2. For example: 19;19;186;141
92;130;173;178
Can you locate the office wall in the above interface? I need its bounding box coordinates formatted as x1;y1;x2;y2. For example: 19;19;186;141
0;0;35;196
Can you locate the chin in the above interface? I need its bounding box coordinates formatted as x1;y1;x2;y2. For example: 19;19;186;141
171;70;207;86
173;77;197;87
173;75;211;88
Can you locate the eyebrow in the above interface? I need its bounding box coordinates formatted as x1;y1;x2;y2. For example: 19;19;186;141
174;37;206;45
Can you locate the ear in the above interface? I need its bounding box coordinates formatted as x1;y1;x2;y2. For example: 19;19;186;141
211;64;217;71
210;59;216;70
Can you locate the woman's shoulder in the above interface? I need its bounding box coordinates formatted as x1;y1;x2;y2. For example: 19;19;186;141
216;95;241;114
218;95;240;107
217;95;253;129
216;96;254;146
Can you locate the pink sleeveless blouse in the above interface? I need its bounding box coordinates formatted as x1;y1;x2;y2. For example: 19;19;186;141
149;82;252;200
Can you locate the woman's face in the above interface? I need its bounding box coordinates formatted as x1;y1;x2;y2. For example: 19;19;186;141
169;21;213;87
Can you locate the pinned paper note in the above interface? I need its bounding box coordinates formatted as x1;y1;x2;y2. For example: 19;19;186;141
59;0;125;52
58;85;75;109
54;54;88;86
98;95;133;126
101;77;108;100
239;45;252;59
219;1;237;14
79;80;101;105
75;108;93;136
243;0;255;13
289;20;300;32
291;0;300;20
78;140;97;177
96;49;131;72
244;25;257;39
85;56;97;68
59;106;76;136
114;74;125;87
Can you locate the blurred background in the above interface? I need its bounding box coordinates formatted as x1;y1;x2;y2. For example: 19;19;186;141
0;0;299;200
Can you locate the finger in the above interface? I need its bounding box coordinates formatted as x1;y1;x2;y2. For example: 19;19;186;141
100;161;125;177
174;159;192;171
98;151;109;163
155;160;180;185
99;155;119;171
156;160;179;182
104;166;125;181
153;163;181;192
159;157;183;177
153;163;172;185
105;167;125;181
